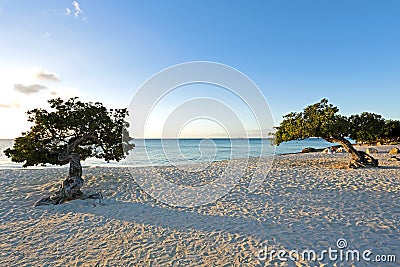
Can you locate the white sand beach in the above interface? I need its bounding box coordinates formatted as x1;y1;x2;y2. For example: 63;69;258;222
0;145;399;266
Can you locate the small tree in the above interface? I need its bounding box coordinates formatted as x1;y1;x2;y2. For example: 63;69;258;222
349;112;385;145
274;99;378;168
4;97;134;205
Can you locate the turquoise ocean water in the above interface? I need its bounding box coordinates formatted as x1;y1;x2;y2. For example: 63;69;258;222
0;138;347;169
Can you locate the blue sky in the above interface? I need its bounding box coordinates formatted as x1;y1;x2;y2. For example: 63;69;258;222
0;1;399;138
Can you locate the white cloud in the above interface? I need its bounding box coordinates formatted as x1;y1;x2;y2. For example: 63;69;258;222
65;1;86;21
0;102;19;109
42;32;51;39
0;103;12;108
35;68;60;81
0;67;84;138
49;86;82;99
72;1;82;17
14;84;47;95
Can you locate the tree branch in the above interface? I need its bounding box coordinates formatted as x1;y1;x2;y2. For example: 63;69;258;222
58;135;101;164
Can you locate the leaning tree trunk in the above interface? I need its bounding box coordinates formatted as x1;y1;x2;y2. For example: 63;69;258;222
35;136;102;206
324;137;379;169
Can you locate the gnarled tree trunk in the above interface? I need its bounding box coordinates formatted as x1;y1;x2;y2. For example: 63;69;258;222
324;137;379;168
35;136;102;206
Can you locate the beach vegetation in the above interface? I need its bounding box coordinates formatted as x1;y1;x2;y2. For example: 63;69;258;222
349;112;385;145
4;97;134;205
381;119;400;144
274;98;379;168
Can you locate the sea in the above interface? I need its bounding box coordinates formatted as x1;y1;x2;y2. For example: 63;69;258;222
0;138;346;169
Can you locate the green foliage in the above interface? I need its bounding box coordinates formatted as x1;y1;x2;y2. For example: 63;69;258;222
274;99;350;145
274;98;400;146
4;97;134;167
382;119;400;143
349;112;385;144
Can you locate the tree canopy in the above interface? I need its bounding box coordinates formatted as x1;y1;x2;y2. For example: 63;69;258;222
274;98;351;145
4;97;134;167
349;112;386;145
274;99;400;146
381;119;400;143
273;98;379;168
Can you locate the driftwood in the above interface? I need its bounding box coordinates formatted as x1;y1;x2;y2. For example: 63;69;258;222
35;136;103;206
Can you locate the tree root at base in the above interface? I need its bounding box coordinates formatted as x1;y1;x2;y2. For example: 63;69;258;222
349;151;379;169
34;190;103;206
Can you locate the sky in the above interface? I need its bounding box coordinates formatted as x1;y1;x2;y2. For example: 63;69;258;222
0;0;399;138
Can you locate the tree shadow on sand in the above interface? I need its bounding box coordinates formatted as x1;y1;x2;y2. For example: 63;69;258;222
39;190;399;254
41;199;277;242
